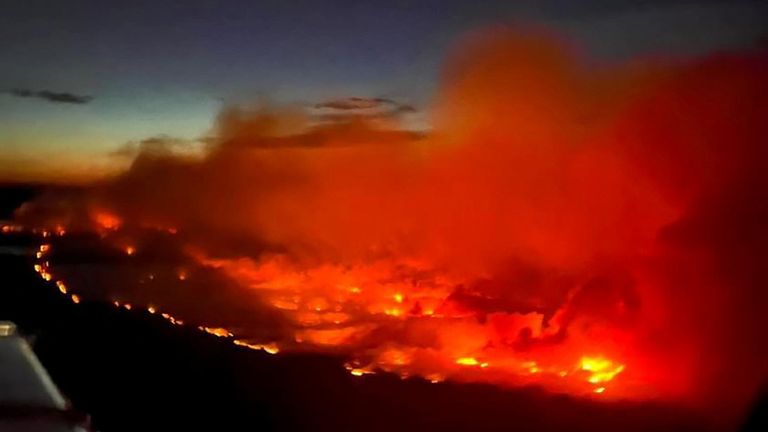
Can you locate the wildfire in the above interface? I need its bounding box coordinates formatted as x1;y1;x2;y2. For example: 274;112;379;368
22;203;637;403
182;253;640;396
17;31;768;420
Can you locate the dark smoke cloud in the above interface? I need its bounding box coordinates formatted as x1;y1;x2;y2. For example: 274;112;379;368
6;88;93;104
211;104;422;150
312;96;416;123
314;96;405;111
109;136;199;160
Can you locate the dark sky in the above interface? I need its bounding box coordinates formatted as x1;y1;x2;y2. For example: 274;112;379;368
1;0;766;180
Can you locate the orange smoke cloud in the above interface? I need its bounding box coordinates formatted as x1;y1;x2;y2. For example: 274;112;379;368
17;28;767;427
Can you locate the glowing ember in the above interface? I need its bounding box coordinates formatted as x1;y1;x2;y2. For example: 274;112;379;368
456;357;480;366
349;368;369;377
56;281;67;294
524;361;540;374
580;356;625;384
345;363;375;377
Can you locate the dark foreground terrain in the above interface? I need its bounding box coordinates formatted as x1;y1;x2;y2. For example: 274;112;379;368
0;185;764;432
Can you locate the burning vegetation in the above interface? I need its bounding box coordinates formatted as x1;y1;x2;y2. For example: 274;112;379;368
10;28;767;427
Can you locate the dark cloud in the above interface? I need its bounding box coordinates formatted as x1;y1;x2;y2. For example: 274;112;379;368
7;88;93;104
315;97;385;110
312;96;416;123
314;96;414;112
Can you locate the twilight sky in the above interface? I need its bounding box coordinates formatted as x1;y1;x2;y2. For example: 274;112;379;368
1;0;766;182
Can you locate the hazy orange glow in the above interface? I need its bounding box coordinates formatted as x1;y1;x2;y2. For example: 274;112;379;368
92;211;122;231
